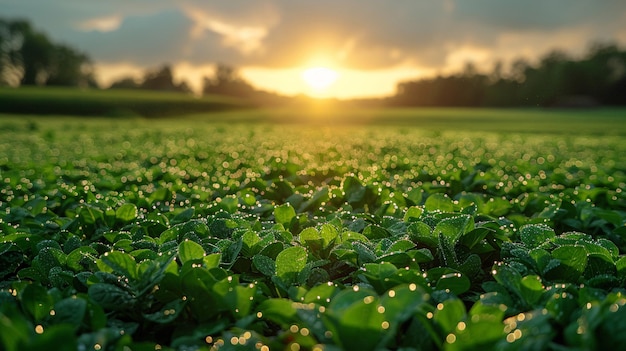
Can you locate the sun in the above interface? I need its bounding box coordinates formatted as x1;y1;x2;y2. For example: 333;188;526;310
301;67;338;91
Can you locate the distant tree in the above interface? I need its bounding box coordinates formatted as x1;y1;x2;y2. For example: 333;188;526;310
47;44;97;87
109;77;141;90
139;64;191;93
141;65;176;90
393;42;626;107
0;18;94;87
393;62;488;107
202;64;254;97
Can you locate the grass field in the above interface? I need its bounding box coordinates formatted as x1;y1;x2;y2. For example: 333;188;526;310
0;86;249;117
187;106;626;135
1;105;626;350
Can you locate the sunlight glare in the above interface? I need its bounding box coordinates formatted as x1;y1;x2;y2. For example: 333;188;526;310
301;67;338;90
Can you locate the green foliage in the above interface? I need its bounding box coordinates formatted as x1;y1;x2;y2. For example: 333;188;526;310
1;116;626;350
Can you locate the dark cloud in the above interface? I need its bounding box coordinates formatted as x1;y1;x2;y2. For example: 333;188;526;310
69;9;198;67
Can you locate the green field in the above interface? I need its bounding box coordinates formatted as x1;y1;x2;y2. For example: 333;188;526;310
1;110;626;350
0;86;249;117
190;106;626;135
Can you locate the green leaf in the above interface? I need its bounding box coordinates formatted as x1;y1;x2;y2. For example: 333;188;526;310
616;256;626;278
180;267;221;321
203;253;221;269
359;263;399;294
424;194;454;212
520;224;555;249
32;247;66;279
213;275;257;317
380;283;428;325
252;254;276;276
88;283;135;311
320;223;339;248
172;208;195;224
115;203;138;223
29;324;78;351
323;288;386;351
143;298;186;324
408;221;436;247
550;245;588;281
274;203;296;226
99;251;138;280
258;298;298;327
403;206;424;221
0;304;31;351
429;267;471;295
21;284;53;322
275;246;307;284
433;298;466;334
66;246;98;272
52;297;88;328
434;214;472;247
342;176;366;204
178;240;205;265
520;275;544;306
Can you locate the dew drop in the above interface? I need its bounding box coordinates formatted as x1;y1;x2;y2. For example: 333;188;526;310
35;325;44;334
446;334;456;344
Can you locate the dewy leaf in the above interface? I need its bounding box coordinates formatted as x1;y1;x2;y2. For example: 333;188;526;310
550;245;588;280
275;246;307;284
434;214;472;247
252;254;276;276
403;206;424;222
115;203;138;223
519;224;556;249
99;251;138;280
320;223;339;248
178;240;206;264
274;203;296;226
66;246;98;272
88;283;135;311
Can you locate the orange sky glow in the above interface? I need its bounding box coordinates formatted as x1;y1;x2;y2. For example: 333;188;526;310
3;1;626;99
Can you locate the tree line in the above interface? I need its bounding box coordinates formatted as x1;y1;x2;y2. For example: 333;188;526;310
0;18;261;100
391;43;626;107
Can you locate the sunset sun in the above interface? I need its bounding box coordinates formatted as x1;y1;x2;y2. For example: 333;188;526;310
301;67;338;91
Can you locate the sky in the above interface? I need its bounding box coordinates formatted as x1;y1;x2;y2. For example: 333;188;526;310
2;0;626;99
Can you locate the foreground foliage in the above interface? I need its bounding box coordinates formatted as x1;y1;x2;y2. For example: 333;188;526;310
1;116;625;350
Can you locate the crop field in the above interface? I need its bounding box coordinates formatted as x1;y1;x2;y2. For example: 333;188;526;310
0;87;249;118
1;111;626;351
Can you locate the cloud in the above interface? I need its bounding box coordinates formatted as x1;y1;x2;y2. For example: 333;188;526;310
2;0;626;76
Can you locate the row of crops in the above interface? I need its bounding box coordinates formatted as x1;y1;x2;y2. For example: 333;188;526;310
1;117;626;350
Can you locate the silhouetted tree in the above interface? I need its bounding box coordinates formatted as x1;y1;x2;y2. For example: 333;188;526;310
202;64;254;97
0;18;94;87
109;64;191;93
393;42;626;107
141;65;176;91
47;44;96;87
109;77;140;90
